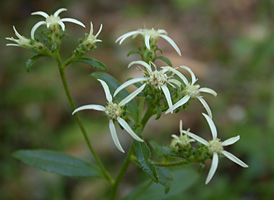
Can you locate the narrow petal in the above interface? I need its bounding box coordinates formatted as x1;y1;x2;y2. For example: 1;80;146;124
61;18;85;27
31;21;46;39
144;35;151;50
186;131;209;145
114;77;148;96
222;135;240;146
205;152;219;184
119;84;146;106
161;85;173;112
158;29;167;35
128;60;152;72
31;11;49;18
198;97;213;119
162;67;188;85
98;79;112;103
95;24;103;37
57;21;66;31
13;26;23;39
166;95;190;113
115;30;140;44
6;44;19;47
159;34;181;56
180;66;197;84
117;117;144;142
202;113;217;139
54;8;67;17
72;104;105;115
109;120;125;153
199;87;217;97
222;150;248;168
168;79;181;87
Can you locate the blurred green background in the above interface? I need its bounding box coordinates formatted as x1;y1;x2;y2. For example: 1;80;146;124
1;0;274;199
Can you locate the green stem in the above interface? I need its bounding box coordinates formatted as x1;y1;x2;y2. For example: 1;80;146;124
110;143;135;200
154;160;190;167
55;53;113;184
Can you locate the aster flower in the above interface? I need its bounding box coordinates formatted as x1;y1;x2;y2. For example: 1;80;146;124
170;120;195;150
72;79;144;153
83;22;103;45
115;28;181;56
165;66;217;118
6;26;33;48
31;8;85;39
114;61;184;112
185;113;248;184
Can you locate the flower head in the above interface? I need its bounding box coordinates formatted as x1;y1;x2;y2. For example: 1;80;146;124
113;61;184;112
72;79;144;153
31;8;85;39
170;120;195;150
116;28;181;56
185;113;248;184
165;66;217;118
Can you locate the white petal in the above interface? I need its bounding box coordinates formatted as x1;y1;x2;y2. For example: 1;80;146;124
166;95;190;113
109;120;125;153
168;79;181;87
222;150;248;168
61;18;85;28
114;77;148;96
202;113;217;139
186;131;209;145
162;67;188;86
159;34;181;56
128;60;152;72
198;97;213;119
144;34;151;50
31;21;46;39
98;79;112;103
161;85;173;112
117;117;144;142
54;8;67;17
115;30;140;44
222;135;240;146
158;29;167;35
72;104;105;115
179;66;197;85
95;24;103;37
31;11;49;18
57;21;66;31
199;87;217;97
12;26;23;39
119;84;146;106
6;43;19;47
205;152;219;184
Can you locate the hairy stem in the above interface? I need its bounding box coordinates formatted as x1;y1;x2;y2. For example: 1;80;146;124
55;53;113;184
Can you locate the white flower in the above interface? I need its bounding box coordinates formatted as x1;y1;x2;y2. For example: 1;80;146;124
115;28;181;56
31;8;85;39
113;61;185;112
185;113;248;184
171;120;195;150
72;79;144;153
6;26;32;48
83;22;103;45
165;66;217;118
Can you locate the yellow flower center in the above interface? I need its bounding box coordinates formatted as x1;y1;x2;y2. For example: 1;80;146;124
184;84;200;98
105;102;123;120
148;70;168;89
46;15;61;29
208;139;223;154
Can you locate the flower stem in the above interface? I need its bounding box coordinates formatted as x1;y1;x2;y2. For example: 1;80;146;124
110;143;135;200
55;53;113;184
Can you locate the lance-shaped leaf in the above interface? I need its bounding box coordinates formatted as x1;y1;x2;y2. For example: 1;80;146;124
156;166;173;194
73;58;107;71
134;140;158;182
13;150;104;179
26;55;44;72
155;56;172;66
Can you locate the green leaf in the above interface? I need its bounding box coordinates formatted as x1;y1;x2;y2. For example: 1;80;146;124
127;50;141;57
25;55;44;72
73;58;107;71
134;140;158;182
92;72;139;121
156;56;173;66
155;105;162;120
156;166;173;194
13;150;104;178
